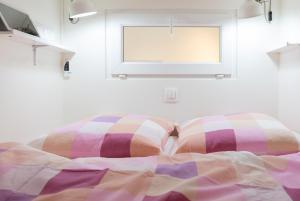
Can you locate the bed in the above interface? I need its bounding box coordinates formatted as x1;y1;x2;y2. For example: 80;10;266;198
1;113;300;201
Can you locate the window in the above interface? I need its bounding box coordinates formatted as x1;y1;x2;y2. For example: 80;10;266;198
106;10;237;77
123;26;220;63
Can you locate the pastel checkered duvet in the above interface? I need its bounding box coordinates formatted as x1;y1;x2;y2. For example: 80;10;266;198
1;142;300;201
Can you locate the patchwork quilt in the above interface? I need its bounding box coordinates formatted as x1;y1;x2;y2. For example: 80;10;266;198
1;142;300;201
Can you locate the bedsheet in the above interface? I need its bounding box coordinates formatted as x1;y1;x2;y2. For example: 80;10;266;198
0;142;300;201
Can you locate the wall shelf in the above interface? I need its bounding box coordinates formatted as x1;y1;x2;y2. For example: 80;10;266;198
268;43;300;56
0;29;75;66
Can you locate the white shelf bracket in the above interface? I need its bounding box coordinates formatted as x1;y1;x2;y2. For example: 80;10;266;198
32;45;47;66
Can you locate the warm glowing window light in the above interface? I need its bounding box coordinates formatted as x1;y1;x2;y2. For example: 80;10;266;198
123;26;221;63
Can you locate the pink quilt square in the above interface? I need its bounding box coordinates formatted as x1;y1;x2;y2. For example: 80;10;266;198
272;159;300;188
0;165;14;176
72;133;104;158
284;187;300;201
205;129;237;153
100;134;133;158
143;191;190;201
235;128;267;154
41;169;108;195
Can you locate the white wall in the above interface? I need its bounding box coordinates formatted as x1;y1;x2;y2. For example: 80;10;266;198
0;0;287;143
278;0;300;132
0;0;64;142
62;0;281;123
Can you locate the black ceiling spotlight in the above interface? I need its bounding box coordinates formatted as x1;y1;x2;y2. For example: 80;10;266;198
239;0;273;23
68;0;98;24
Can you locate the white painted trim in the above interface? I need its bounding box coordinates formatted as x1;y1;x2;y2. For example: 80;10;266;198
106;9;237;77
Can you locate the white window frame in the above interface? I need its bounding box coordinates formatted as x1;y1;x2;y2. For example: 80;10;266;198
106;10;237;77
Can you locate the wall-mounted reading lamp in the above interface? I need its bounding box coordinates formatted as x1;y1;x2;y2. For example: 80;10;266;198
69;0;97;24
239;0;273;22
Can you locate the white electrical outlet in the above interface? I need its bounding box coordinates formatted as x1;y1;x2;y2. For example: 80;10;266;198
164;88;178;103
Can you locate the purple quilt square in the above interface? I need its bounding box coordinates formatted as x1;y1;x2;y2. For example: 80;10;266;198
93;116;122;123
0;190;35;201
284;187;300;201
41;169;108;195
155;161;198;179
205;129;237;153
143;191;190;201
100;134;133;158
